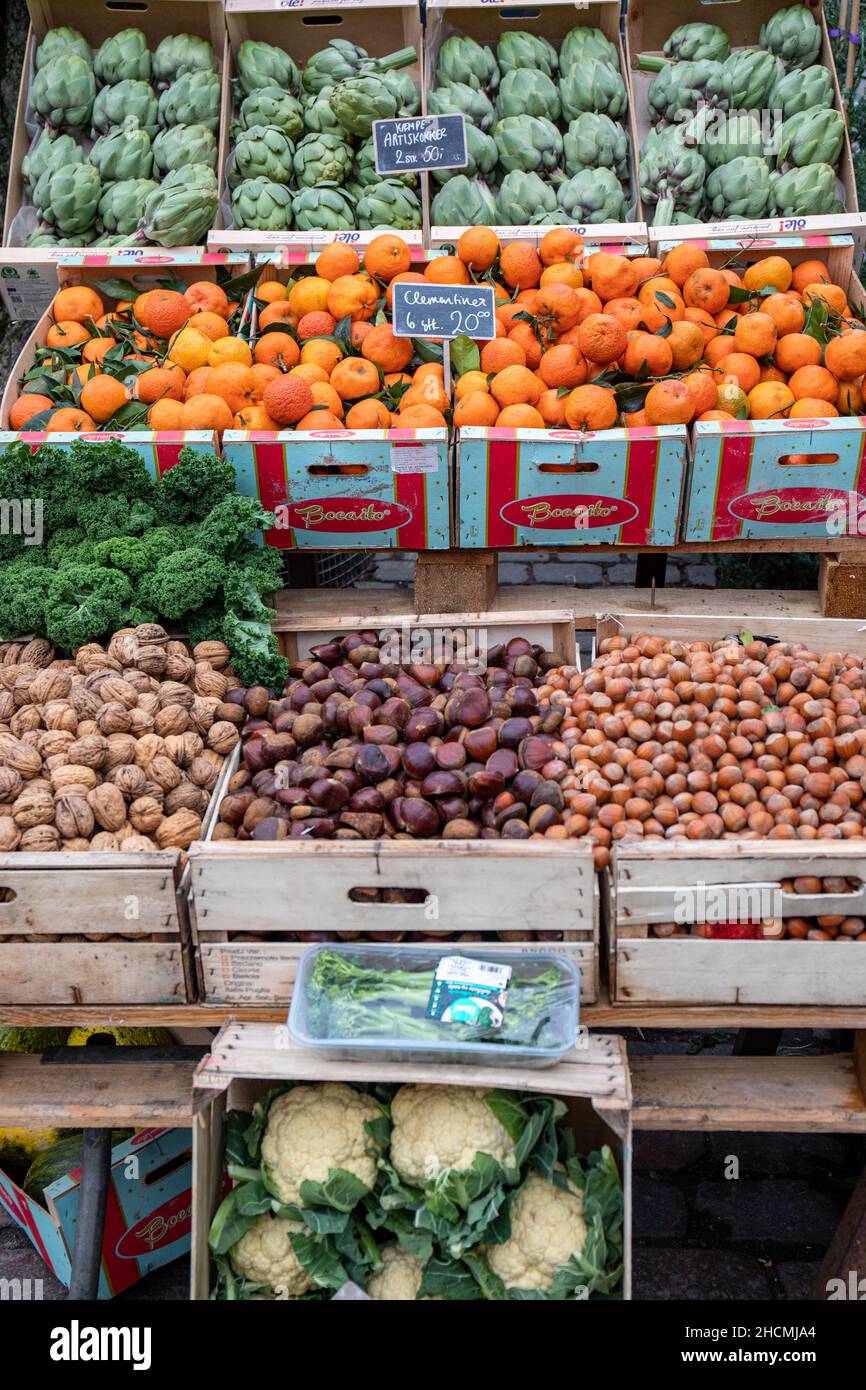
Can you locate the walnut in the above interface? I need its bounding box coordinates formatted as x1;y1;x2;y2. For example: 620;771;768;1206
129;796;164;834
189;696;218;735
62;837;92;852
154;809;202;850
123;670;157;696
75;643;109;674
193;640;230;670
76;720;99;738
13;787;55;828
51;764;98;794
135;645;167;678
37;730;75;759
158;681;194;711
10;706;42;737
0;816;21;850
87;784;127;832
165;653;195;685
120;834;157;852
140;779;167;800
208;721;240;755
20;639;53;669
44;752;72;774
5;742;42;779
128;708;154;737
68;683;102;721
97;702;131;735
84;667;124;695
135;692;160;717
194;664;228;699
21;729;42;748
55;795;95;840
145;755;182;792
68;734;109;769
105;733;137;768
165;640;190;660
165;782;208;817
188;755;219;790
0;692;14;723
108;631;139;667
30;668;72;704
12;670;38;707
134;734;166;767
100;677;140;711
164;732;203;767
52;783;93;800
20;824;60;853
134;623;169;649
0;767;23;801
200;749;224;769
106;764;148;800
91;831;120;852
154;704;189;737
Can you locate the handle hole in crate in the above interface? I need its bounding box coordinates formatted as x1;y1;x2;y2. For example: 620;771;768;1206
778;453;840;467
496;8;543;19
308;463;369;476
348;887;430;905
301;15;344;27
104;2;148;12
0;888;18;904
538;459;599;474
143;1150;192;1187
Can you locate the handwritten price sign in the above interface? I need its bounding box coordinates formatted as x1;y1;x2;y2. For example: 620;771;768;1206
372;115;467;175
391;281;497;341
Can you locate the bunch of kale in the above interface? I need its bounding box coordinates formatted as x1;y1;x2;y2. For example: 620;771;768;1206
0;439;288;690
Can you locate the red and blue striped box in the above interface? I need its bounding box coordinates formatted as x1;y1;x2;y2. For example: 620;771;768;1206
456;425;688;548
221;428;451;550
0;431;219;479
684;418;866;541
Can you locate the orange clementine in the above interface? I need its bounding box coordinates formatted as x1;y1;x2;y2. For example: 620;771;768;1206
208;336;253;369
79;375;127;424
233;405;279;430
622;408;650;428
288;276;332;317
698;410;735;422
495;403;545;428
134;364;186;404
327;275;378;321
168;327;212;372
762;293;805;337
667;320;705;371
456;225;500;271
507;321;543;369
308;381;344;418
623;331;673;377
400;379;449;415
534;282;582;333
760;363;789;384
53;285;104;324
178;394;234;432
537;344;588;389
361;324;414;374
481;338;525;373
587;252;637;303
802;283;847;315
791;259;831;294
682;371;719;416
743;257;793;294
396;404;448;428
716;380;750;418
774;333;822;375
734;312;777;358
747;381;794;418
788;364;838;402
564;384;617;430
184;282;230;318
413;362;444;382
262;374;314;426
683;268;730;314
645;379;695;425
499;242;541;290
683;307;719;346
364;233;412;283
704;336;737;370
300;338;344;375
315;243;361;280
253;332;300;371
539;228;583;267
9;393;55;429
424;254;471;285
258;302;297;330
296;409;345;431
81;336;117;364
540;262;583;290
147;399;183;430
536;388;570;426
45;407;97;432
136;288;189;339
255;280;288;306
386;270;427;309
330;357;380;401
455;371;489;400
453;392;501;427
249;363;280;399
206;363;257;415
631;256;664;288
184;365;213;399
46;321;90;349
837;378;865;413
344;398;392;429
188;311;230;342
663;243;709;288
637;285;685;332
296;311;337;340
578;314;627;365
488;364;544;407
713;352;761;394
789;397;840;418
825;330;866;381
604;297;645;334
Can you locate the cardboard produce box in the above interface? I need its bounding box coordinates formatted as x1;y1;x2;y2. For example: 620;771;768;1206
0;0;230;317
425;0;647;251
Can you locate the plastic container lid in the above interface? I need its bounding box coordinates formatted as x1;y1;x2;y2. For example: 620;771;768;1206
288;942;580;1068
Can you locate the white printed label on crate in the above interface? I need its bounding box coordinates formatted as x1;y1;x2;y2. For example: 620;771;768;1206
390;443;440;474
426;955;511;1028
0;265;56;321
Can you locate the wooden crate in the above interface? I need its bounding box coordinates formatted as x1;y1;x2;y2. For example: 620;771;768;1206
190;1020;632;1299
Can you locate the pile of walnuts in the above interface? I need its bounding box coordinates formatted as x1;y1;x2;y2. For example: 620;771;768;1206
0;624;242;860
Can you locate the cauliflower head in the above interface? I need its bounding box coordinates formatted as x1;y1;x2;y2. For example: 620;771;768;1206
261;1082;381;1205
390;1085;515;1186
483;1170;587;1293
229;1213;314;1296
365;1243;426;1300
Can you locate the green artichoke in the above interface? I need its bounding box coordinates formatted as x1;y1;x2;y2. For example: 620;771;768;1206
769;161;842;216
559;60;628;122
380;70;420;116
293;132;354;188
329;74;398;138
231;178;293;230
705;156;773;219
237;41;299;96
152;34;217;88
94;28;151;85
90;126;154;182
292;186;355;231
237;87;304;143
356;180;421;229
92;80;158;138
647;60;727;124
712;50;785;109
760;4;821;69
152;124;218;175
31;54;95;130
42;163;101;236
97;178;160;235
496;30;557;77
776;107;844;170
230;125;296;187
560;27;618;69
302;40;369;94
428;82;495;132
556;168;627;224
495;68;561;122
497;169;558;225
493;115;563;175
640;124;706;225
430;175;498;227
356;137;418;188
768;64;834;119
302;87;343;135
140;164;219;244
436;35;499;91
35;27;92;70
157;70;220;132
430;121;497;185
22;130;83;192
26;229;84;247
691;110;766;171
563;113;628;181
662;22;730;64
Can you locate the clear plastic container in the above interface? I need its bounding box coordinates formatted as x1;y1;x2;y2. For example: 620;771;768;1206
288;942;580;1068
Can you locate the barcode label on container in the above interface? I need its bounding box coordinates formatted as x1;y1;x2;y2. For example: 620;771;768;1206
426;955;511;1028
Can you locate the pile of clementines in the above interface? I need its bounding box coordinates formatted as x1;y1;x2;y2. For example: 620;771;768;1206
8;227;866;437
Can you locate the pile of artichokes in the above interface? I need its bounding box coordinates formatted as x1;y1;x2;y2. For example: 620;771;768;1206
23;25;220;248
428;26;632;227
227;39;422;230
636;7;847;225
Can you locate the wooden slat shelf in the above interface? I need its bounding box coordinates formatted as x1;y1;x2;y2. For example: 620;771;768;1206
0;1053;197;1128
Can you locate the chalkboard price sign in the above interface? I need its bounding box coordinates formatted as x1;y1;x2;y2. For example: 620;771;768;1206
372;114;468;176
391;281;497;341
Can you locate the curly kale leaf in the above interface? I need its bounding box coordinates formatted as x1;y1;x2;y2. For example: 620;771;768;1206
222;612;288;692
140;547;226;620
43;564;132;651
153;448;236;525
196;495;276;560
0;562;56;640
65;437;156;502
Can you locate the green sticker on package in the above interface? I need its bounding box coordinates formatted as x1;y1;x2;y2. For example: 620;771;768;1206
426;955;512;1029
